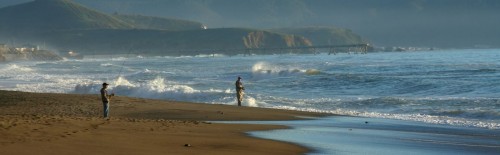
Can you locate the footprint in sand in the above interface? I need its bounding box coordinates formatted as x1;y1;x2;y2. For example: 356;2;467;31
90;121;110;129
90;124;99;129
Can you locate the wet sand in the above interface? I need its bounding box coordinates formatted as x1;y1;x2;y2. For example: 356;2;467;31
0;90;328;155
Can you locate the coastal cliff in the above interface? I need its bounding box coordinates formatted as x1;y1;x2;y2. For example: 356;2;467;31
39;28;313;56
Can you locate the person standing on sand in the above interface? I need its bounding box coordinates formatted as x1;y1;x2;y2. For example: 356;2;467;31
235;76;245;106
100;83;114;119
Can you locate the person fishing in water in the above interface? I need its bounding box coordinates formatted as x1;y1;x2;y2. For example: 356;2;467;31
235;76;245;106
100;83;114;119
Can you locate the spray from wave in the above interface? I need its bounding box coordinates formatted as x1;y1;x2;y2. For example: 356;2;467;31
251;61;322;78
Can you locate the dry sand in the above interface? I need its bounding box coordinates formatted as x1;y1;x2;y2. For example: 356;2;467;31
0;90;328;155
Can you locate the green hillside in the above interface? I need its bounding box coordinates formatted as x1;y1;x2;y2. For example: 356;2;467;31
0;0;133;34
0;0;205;34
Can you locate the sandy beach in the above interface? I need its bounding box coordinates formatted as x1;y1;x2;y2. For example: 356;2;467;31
0;90;328;155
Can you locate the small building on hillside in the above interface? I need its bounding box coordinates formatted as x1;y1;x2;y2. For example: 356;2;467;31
15;44;39;52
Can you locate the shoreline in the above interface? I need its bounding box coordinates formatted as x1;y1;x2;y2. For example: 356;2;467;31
0;90;329;155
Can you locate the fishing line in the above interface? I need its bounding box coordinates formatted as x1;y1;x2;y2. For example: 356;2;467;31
117;44;134;83
113;44;135;94
117;45;134;79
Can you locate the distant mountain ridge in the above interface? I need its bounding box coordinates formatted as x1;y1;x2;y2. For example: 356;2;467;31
0;0;365;56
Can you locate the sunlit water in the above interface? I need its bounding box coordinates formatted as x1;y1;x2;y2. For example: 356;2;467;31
1;49;499;129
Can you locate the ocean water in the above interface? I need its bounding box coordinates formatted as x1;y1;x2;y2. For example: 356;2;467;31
230;116;500;155
1;49;499;129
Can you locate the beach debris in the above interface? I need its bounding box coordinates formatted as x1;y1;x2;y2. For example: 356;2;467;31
217;111;224;115
184;144;192;147
365;121;369;124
